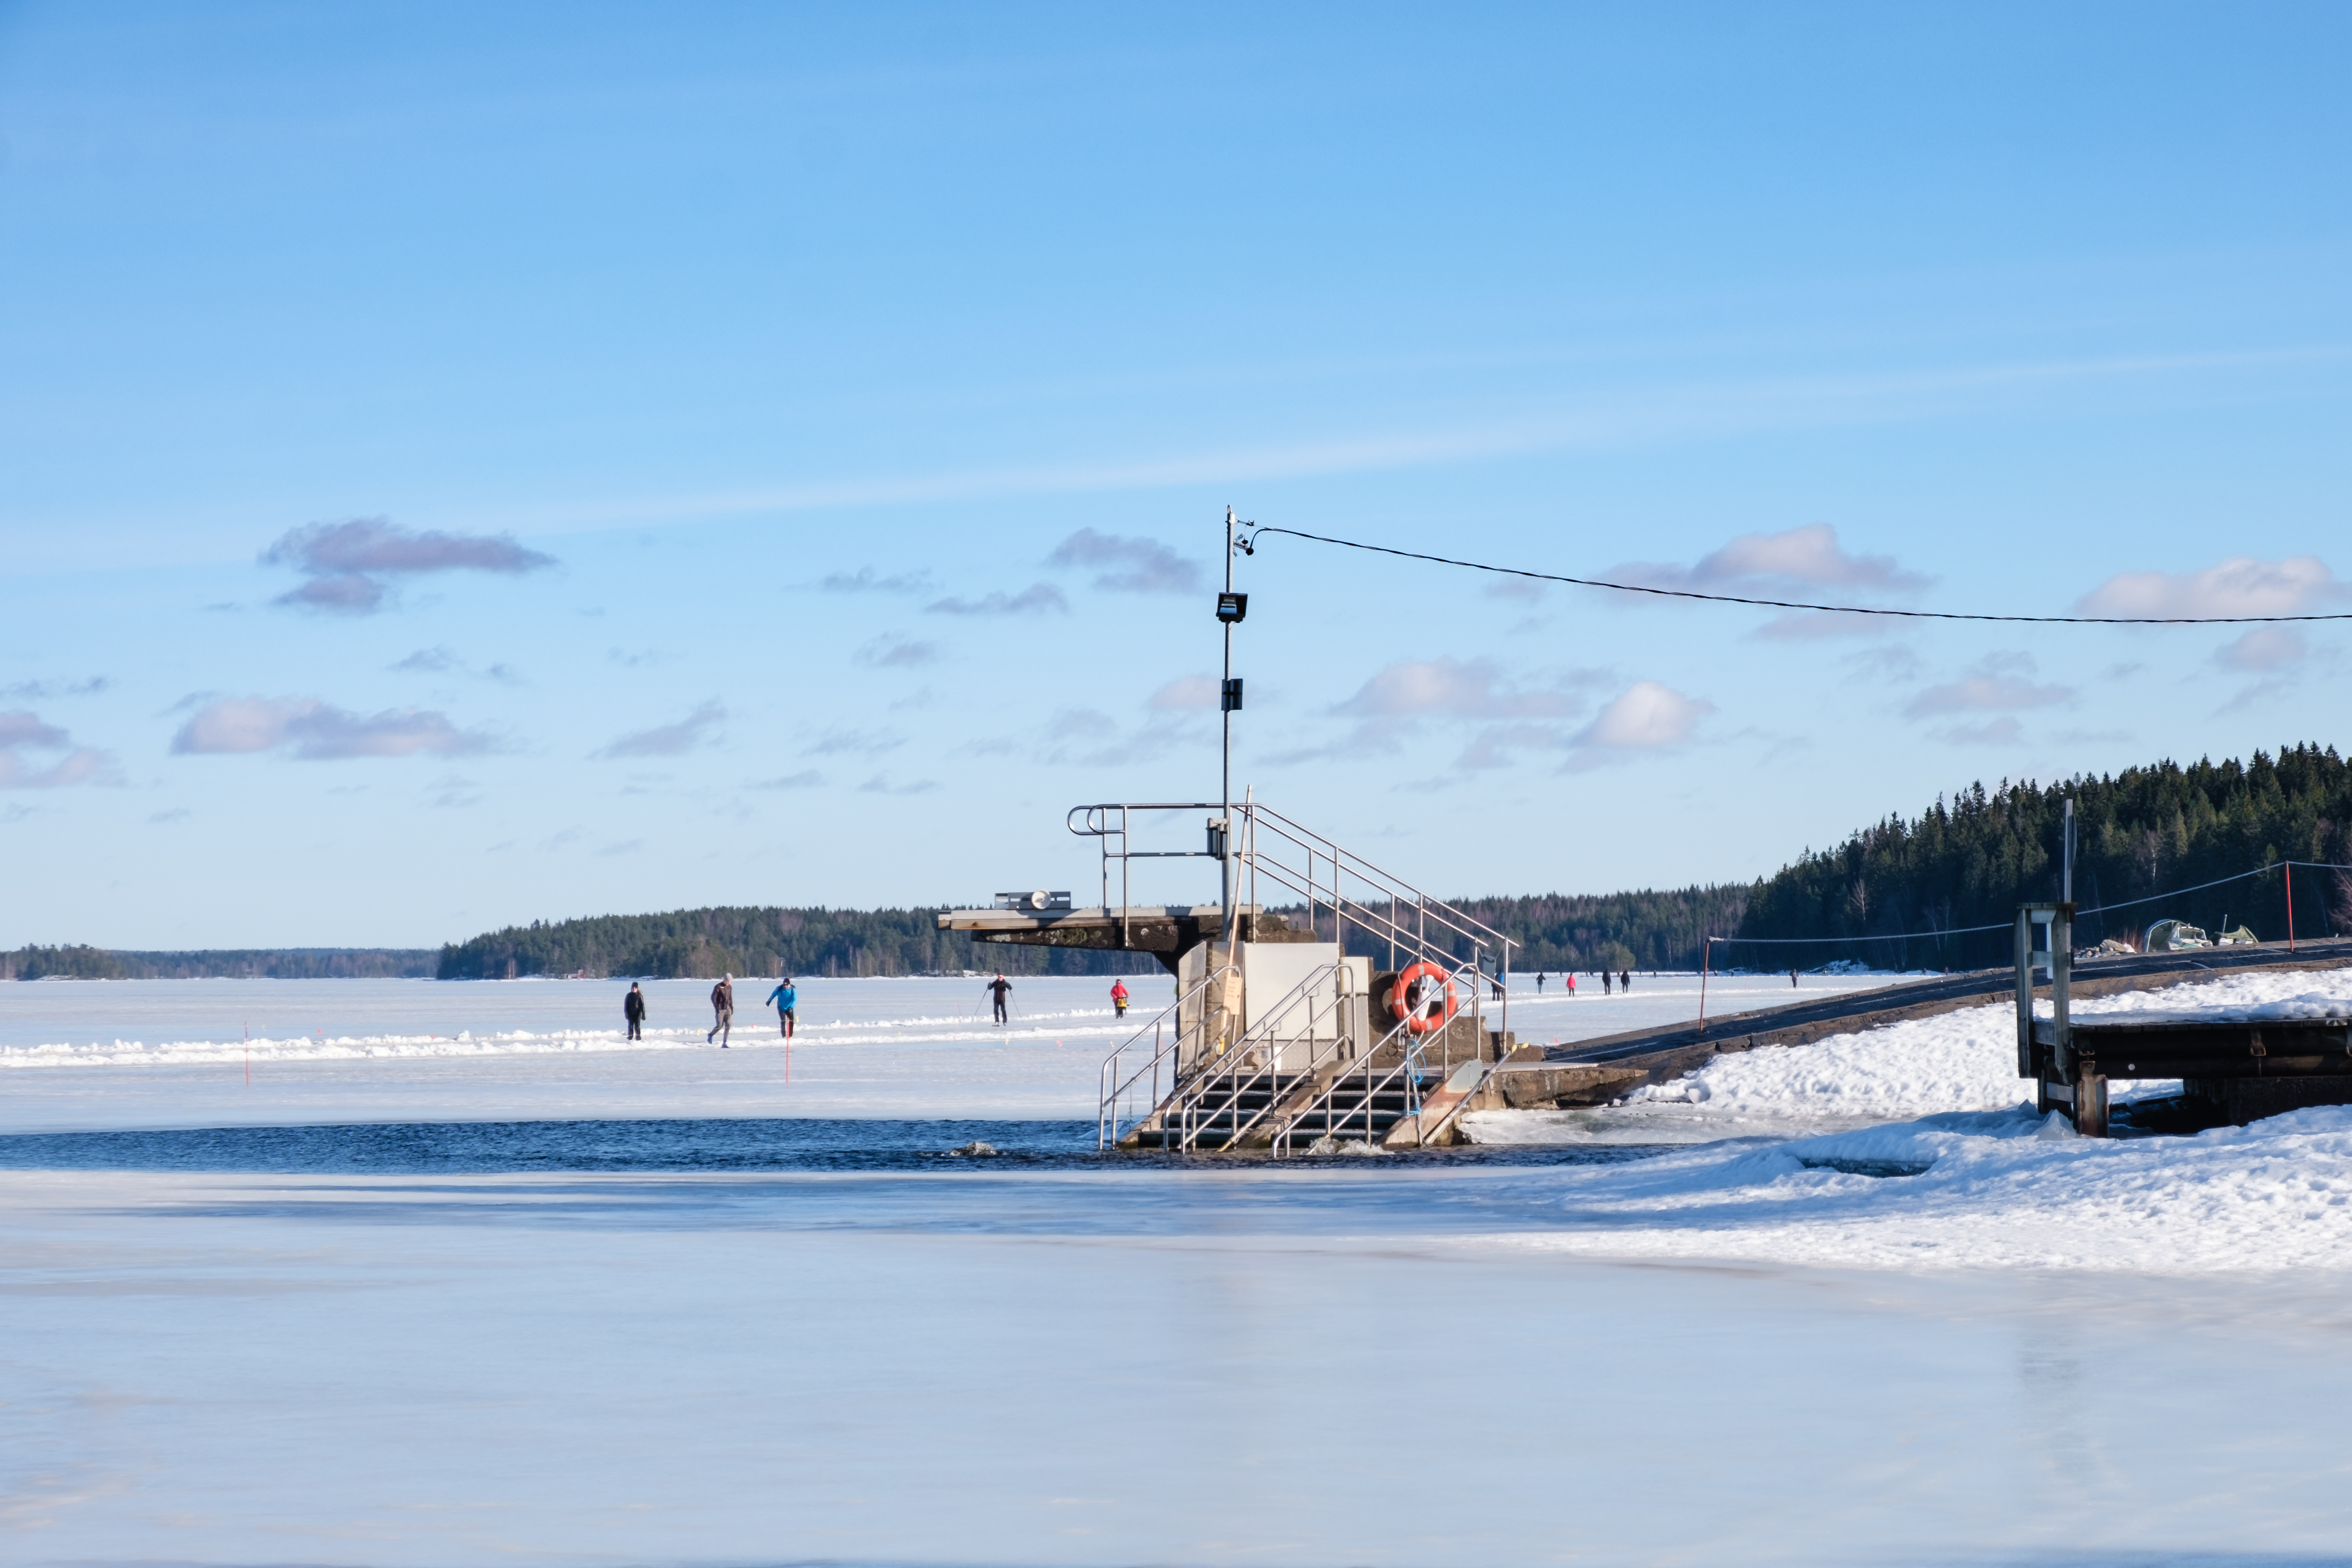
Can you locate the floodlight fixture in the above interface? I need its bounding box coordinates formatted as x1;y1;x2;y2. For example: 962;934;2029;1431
1216;591;1248;624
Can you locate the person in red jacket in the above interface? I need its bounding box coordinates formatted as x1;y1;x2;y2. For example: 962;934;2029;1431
1110;978;1130;1018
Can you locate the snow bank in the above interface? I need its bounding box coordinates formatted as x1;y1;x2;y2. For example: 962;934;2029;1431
1461;967;2352;1271
1499;1102;2352;1272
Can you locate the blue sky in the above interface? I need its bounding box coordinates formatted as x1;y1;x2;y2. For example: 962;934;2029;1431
3;2;2348;948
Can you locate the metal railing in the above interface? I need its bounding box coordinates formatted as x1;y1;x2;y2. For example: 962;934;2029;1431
1097;963;1237;1150
1067;795;1515;1030
1269;960;1499;1156
1270;1009;1429;1155
1158;960;1350;1153
1079;795;1516;1156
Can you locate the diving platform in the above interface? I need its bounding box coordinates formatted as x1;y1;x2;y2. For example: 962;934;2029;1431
936;903;1310;975
955;796;1521;1155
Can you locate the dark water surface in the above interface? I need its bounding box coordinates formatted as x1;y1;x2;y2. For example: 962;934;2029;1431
0;1116;1673;1174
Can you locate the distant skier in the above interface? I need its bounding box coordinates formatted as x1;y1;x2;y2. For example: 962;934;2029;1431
708;974;734;1047
767;976;797;1039
1790;969;1800;988
1110;977;1130;1018
1535;972;1545;993
1620;969;1632;993
1602;969;1612;995
1565;972;1576;996
986;973;1013;1025
624;982;646;1041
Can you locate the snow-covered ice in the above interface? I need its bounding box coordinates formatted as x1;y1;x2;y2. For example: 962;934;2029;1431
8;969;2352;1563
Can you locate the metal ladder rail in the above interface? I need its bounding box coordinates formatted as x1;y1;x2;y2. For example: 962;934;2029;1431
1272;960;1502;1155
1097;964;1236;1150
1244;802;1513;961
1242;851;1493;981
1231;818;1514;1035
1189;984;1364;1153
1271;1011;1430;1156
1163;962;1348;1152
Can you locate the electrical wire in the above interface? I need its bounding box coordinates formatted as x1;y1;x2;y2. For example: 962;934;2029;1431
1239;525;2352;625
1704;860;2347;947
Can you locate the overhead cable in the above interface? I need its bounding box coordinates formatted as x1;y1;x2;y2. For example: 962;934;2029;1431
1705;860;2346;947
1239;526;2352;625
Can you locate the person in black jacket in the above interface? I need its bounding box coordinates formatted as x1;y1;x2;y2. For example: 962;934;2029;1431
624;982;647;1041
708;974;735;1047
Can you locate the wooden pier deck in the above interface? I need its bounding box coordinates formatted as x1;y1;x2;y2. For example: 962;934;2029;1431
1488;937;2352;1112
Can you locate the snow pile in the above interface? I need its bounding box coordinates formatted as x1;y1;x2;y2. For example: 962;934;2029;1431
1505;1102;2352;1271
2069;970;2352;1025
1625;1006;2020;1118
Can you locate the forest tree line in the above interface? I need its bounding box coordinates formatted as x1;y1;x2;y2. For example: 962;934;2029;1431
0;945;436;981
1732;744;2352;970
434;905;1160;980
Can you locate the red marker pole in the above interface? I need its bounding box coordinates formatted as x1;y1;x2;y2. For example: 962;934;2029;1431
2285;861;2297;955
1698;937;1712;1036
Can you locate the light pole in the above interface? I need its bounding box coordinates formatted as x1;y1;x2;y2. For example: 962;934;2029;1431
1215;507;1249;929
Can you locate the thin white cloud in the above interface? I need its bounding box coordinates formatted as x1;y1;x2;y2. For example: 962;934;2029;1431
1750;610;1897;642
1903;653;2073;718
173;697;497;760
593;701;725;759
1608;524;1928;599
806;726;903;757
447;346;2352;536
2213;626;2309;672
1048;528;1203;594
1148;675;1220;712
1335;657;1598;719
855;635;941;668
1571;681;1713;753
0;676;109;701
263;518;556;616
822;567;932;594
857;775;938;795
0;709;119;788
750;770;824;790
2076;556;2343;619
925;584;1069;616
1935;717;2026;746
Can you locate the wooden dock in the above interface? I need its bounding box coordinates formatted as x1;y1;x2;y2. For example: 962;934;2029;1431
1484;937;2352;1116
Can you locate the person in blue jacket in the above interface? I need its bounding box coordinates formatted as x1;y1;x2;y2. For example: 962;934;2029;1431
767;976;797;1039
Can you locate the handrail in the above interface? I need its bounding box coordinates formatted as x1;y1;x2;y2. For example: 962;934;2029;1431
1097;963;1234;1150
1272;1010;1429;1156
1271;961;1501;1155
1159;960;1347;1152
1076;795;1518;1156
1181;977;1356;1152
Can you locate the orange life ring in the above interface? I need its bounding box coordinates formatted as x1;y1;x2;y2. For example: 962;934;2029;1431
1391;961;1459;1034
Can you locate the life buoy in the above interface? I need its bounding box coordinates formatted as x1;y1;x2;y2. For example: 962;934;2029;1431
1390;961;1459;1034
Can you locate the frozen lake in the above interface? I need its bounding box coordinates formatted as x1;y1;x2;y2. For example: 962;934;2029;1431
6;971;2352;1564
0;970;1906;1133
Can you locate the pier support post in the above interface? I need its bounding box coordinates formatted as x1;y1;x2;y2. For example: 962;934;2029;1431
2074;1069;2108;1137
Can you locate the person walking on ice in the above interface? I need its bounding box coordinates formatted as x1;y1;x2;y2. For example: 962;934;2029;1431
708;973;735;1047
986;973;1013;1025
624;982;647;1041
1110;977;1130;1019
767;976;797;1038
